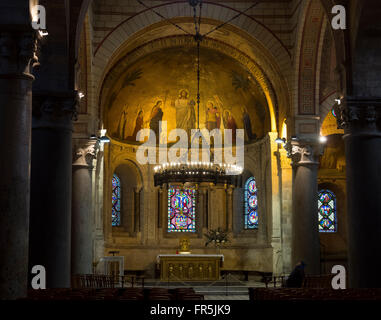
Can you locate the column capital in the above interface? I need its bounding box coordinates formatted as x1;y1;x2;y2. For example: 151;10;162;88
32;91;79;130
284;140;322;166
73;140;99;168
335;97;381;136
0;30;40;77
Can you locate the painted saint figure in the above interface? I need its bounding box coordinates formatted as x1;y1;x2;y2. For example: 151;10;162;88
205;101;221;131
223;110;237;142
149;100;163;143
241;106;256;141
116;107;128;140
128;109;144;141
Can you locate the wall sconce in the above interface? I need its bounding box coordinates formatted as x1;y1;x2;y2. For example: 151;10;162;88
319;136;327;144
78;92;85;100
99;129;110;144
89;131;110;144
275;137;286;145
38;30;48;37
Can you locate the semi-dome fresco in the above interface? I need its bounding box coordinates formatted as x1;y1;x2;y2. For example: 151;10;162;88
103;46;271;144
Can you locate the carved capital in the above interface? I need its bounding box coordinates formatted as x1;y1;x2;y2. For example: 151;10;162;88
0;31;39;76
32;91;79;130
73;140;99;167
336;98;381;134
284;141;322;166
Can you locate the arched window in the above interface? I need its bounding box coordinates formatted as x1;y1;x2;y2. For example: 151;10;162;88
244;177;258;229
112;174;121;227
168;186;196;233
318;189;337;232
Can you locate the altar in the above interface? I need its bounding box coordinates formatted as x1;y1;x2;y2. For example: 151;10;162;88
157;254;224;281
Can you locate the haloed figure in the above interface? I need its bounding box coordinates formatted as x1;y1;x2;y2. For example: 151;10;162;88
129;110;144;141
223;110;237;142
149;100;163;143
116;108;128;140
205;101;221;131
241;106;256;141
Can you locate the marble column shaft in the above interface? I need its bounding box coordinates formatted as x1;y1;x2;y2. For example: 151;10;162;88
286;141;322;274
29;92;77;288
71;140;97;275
337;98;381;288
0;30;38;299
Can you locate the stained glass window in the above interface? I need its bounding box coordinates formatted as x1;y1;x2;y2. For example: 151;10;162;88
244;177;258;229
112;174;121;227
318;189;337;232
168;186;196;233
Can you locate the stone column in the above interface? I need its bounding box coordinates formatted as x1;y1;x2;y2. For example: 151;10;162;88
29;92;78;288
285;140;322;274
225;186;234;232
0;30;39;299
134;187;142;233
71;140;98;275
337;98;381;288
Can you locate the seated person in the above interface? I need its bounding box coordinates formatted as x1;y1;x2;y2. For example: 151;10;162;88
285;261;306;288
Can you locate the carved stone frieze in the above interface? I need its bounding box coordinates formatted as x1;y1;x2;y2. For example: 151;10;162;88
32;91;79;129
336;98;381;133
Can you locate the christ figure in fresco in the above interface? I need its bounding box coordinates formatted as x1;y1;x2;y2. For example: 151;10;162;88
171;89;196;134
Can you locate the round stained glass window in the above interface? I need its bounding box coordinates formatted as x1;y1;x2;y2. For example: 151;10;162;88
248;179;257;194
248;195;257;209
249;211;258;224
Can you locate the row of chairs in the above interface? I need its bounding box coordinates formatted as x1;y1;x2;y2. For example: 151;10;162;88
72;274;120;288
249;288;381;301
25;287;204;301
264;274;335;288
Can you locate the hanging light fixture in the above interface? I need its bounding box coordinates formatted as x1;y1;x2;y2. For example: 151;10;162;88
143;0;255;187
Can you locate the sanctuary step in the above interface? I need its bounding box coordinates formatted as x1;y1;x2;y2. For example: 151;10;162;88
142;279;266;296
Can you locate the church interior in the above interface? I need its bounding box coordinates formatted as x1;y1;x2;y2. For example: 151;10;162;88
0;0;381;301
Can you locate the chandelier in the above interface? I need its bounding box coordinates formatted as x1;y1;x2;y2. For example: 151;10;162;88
139;0;254;187
154;162;243;187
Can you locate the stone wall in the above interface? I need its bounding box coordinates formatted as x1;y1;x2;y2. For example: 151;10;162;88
93;133;293;277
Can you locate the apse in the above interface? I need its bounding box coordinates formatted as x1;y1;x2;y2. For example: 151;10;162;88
102;46;271;144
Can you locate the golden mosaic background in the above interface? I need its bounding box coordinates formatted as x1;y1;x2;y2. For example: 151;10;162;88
104;46;270;143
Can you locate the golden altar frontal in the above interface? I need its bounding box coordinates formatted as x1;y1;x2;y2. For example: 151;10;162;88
157;254;224;281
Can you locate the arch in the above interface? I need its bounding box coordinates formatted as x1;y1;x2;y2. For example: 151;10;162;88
296;0;325;117
99;35;279;133
244;176;258;229
351;0;381;97
88;13;293;135
318;189;337;233
112;160;143;234
93;1;291;60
